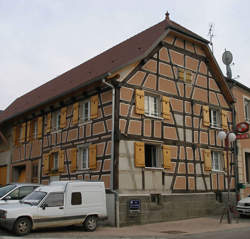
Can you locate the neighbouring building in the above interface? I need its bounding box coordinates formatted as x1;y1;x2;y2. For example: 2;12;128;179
0;13;237;225
227;78;250;199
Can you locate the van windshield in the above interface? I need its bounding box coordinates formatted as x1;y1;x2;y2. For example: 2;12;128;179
0;184;16;198
21;191;47;206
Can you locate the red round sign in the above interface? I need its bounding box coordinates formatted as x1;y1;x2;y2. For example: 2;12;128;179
236;122;249;133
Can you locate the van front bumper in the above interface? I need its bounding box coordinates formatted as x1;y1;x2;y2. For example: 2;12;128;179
0;218;16;231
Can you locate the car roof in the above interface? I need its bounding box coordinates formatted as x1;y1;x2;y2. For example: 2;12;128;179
8;183;41;187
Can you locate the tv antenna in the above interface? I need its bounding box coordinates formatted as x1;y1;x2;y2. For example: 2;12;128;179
208;23;215;53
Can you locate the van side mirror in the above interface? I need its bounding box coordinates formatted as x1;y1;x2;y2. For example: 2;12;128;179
41;203;48;210
4;196;11;201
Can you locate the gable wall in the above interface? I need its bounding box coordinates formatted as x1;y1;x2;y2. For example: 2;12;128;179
118;33;234;194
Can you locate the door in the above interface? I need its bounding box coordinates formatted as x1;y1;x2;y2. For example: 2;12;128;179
34;192;65;229
0;166;7;186
17;168;26;183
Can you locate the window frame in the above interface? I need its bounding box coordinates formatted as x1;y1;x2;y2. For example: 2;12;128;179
144;93;161;118
212;151;223;172
244;98;250;122
78;145;89;170
52;152;59;171
145;143;162;169
79;100;91;124
210;108;221;128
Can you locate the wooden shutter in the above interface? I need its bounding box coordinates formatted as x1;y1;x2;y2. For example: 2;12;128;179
202;105;210;127
90;95;98;119
135;89;144;115
89;144;97;169
71;148;77;172
186;71;192;84
72;102;79;125
46;113;52;133
162;96;170;120
37;117;43;139
43;153;49;175
20;123;26;143
58;150;65;173
60;107;67;128
178;68;184;80
223;151;228;171
134;142;145;167
163;145;172;170
221;110;228;130
27;121;31;141
204;149;212;171
13;126;20;146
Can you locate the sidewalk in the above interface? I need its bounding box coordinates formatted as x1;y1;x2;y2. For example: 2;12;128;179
2;216;250;239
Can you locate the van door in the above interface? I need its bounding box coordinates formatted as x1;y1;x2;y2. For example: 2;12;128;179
34;192;65;229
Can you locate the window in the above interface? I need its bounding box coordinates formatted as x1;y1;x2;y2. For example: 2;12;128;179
210;109;221;128
78;147;88;169
144;95;160;117
212;151;223;171
245;153;250;184
52;152;59;170
7;186;36;200
79;101;90;123
33;120;38;139
244;99;250;122
32;163;38;179
43;192;64;207
145;144;161;168
71;192;82;205
56;111;61;130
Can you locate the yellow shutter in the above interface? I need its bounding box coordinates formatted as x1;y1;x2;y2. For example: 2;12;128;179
60;107;67;128
20;123;26;143
135;89;144;115
90;95;98;119
178;68;184;80
27;121;31;141
202;105;210;127
58;150;65;173
163;145;172;170
37;117;43;139
221;110;228;130
13;126;20;146
89;144;97;169
162;96;170;120
204;149;212;171
71;148;77;172
43;153;49;175
72;102;79;125
186;71;192;84
223;151;228;171
46;113;52;134
134;142;145;167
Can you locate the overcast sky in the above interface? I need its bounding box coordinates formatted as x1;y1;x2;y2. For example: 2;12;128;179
0;0;249;110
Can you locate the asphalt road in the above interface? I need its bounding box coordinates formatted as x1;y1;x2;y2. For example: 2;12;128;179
1;217;250;239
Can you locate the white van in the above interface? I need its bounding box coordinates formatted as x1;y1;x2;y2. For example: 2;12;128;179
0;181;107;236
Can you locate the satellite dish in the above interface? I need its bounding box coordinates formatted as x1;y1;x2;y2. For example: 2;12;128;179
222;50;233;65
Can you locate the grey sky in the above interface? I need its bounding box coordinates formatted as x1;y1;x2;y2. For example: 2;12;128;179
0;0;249;110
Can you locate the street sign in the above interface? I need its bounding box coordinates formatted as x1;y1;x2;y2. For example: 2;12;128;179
236;133;249;140
236;122;249;133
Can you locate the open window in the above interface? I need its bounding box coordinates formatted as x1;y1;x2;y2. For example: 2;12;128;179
244;99;250;122
145;144;162;168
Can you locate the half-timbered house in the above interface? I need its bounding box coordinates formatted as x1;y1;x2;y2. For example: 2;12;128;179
0;13;236;225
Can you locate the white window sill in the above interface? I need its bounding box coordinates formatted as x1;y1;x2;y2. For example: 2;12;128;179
212;169;225;173
79;120;92;126
51;129;62;134
210;125;222;130
145;167;163;171
144;114;163;120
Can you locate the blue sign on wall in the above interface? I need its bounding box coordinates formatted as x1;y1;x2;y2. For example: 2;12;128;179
129;199;141;211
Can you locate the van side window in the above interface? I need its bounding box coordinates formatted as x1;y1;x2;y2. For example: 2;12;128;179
71;192;82;205
44;192;64;207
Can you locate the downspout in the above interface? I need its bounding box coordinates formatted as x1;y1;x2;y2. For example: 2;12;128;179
102;76;120;227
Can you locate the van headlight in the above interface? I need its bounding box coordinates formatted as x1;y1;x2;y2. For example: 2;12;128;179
0;210;7;219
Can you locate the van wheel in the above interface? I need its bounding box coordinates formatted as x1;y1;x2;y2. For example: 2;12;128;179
84;215;97;231
14;217;31;236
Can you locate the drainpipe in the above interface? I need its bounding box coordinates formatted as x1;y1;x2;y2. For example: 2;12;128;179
102;76;120;227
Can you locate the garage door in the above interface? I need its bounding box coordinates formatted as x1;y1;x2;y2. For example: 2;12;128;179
0;166;7;186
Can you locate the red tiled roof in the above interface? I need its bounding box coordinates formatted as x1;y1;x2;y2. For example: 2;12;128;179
0;17;229;125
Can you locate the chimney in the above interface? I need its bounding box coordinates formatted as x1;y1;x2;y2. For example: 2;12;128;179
165;11;170;20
